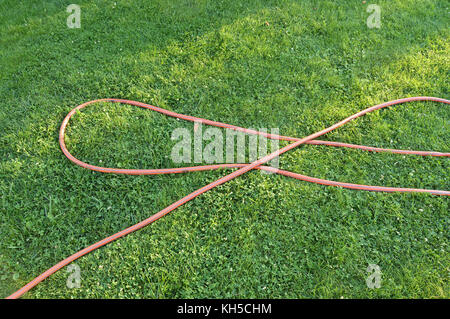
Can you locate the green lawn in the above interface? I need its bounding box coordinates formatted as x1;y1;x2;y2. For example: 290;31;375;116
1;0;449;298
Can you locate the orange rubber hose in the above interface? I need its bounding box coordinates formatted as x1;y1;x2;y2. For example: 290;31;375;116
7;96;449;299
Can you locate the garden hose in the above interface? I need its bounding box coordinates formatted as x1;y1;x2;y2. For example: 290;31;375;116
7;96;449;299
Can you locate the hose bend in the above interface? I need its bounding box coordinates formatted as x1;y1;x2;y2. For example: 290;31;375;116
7;96;449;299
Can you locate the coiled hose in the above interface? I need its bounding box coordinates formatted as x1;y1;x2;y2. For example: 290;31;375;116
7;96;449;299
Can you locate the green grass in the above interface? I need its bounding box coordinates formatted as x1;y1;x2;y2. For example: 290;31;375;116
0;0;449;298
